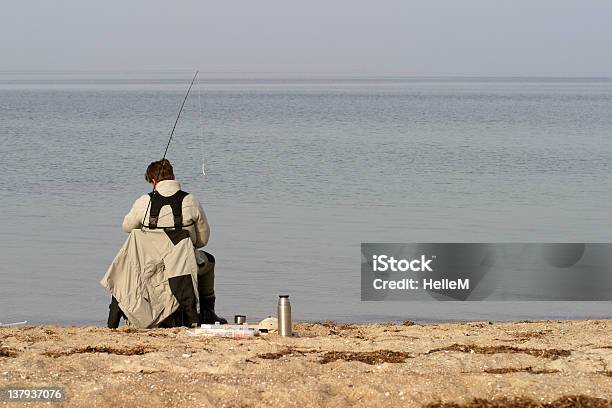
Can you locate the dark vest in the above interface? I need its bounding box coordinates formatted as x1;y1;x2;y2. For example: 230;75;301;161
146;190;190;230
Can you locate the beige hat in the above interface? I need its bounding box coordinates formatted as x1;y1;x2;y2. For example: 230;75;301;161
258;316;278;333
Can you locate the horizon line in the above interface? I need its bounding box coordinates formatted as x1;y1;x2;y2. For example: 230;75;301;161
1;69;612;78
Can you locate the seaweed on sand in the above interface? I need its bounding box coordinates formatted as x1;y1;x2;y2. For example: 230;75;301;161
427;343;571;360
43;345;156;357
319;350;413;365
505;330;552;341
424;395;610;408
484;366;559;374
257;348;317;360
0;347;18;357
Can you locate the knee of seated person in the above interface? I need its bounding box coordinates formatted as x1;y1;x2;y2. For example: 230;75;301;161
198;263;215;277
203;251;215;264
197;250;215;264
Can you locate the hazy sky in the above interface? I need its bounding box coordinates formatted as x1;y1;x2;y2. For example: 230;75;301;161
2;0;612;75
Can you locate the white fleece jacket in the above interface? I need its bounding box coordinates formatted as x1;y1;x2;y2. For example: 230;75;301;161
122;180;210;248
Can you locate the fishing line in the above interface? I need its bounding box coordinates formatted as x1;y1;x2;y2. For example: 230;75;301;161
140;70;199;229
197;72;208;180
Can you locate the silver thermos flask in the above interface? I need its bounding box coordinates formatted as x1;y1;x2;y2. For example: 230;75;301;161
277;295;292;336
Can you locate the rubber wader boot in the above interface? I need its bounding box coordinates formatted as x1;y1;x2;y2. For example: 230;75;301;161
107;296;125;329
199;296;228;325
196;250;227;324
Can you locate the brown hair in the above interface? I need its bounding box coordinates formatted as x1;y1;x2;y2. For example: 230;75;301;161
145;159;175;183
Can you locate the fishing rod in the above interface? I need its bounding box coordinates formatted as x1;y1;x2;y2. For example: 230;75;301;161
160;70;199;163
141;70;200;229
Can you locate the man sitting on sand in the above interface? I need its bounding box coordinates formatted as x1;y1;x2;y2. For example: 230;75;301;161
106;159;227;327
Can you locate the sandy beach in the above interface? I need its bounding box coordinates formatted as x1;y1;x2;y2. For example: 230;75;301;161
0;319;611;407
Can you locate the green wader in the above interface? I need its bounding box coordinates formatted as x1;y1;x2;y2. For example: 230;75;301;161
196;250;227;324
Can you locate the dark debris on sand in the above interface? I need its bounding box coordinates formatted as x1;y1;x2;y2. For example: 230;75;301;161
257;348;318;360
319;350;413;365
506;330;553;341
0;347;18;358
320;321;356;330
424;395;611;408
427;343;571;360
256;347;414;365
484;366;560;374
43;345;156;357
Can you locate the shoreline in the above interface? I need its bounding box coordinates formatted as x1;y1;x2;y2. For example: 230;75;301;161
1;319;611;407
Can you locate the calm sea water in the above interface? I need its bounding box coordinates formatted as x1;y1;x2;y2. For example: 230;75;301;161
1;73;611;325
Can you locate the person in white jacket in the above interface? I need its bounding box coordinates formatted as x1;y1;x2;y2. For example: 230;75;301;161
116;158;227;326
122;164;210;248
